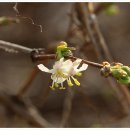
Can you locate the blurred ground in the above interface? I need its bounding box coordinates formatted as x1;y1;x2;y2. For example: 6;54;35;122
0;3;130;128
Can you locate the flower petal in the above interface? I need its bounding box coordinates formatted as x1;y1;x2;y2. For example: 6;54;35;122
53;58;64;69
51;75;66;83
60;57;64;62
73;59;82;69
59;59;73;73
78;64;88;72
37;64;51;73
63;59;73;66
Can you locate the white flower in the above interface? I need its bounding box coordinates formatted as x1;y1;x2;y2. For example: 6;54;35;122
37;58;88;90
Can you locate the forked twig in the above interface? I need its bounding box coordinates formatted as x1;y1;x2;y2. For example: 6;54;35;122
0;89;52;127
13;3;43;32
16;68;39;97
60;87;74;127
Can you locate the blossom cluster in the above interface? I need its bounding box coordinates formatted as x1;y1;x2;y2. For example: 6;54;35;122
37;42;88;90
38;58;88;90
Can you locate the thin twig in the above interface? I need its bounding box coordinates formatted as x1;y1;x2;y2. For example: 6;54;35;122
0;89;52;127
87;4;113;61
32;54;103;68
32;60;51;108
16;68;39;97
65;4;77;42
13;3;19;15
60;87;74;127
75;3;103;61
13;3;43;32
68;55;103;68
23;98;52;127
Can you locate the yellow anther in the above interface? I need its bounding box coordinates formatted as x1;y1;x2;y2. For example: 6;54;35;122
60;41;67;45
57;45;67;49
57;41;67;48
71;76;80;86
50;82;55;90
59;86;66;90
57;42;67;49
49;86;55;90
67;78;73;87
76;72;82;77
55;83;59;87
59;83;66;90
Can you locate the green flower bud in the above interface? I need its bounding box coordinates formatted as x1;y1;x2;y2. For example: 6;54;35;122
122;66;130;76
110;63;130;85
101;62;130;85
56;41;75;60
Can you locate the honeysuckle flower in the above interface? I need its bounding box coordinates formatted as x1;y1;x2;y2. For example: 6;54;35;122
37;58;88;90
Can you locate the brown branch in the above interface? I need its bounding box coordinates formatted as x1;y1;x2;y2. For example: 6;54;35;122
68;55;103;68
0;39;103;68
16;68;39;97
31;60;51;108
75;3;103;61
0;89;52;127
32;54;103;68
23;98;52;127
87;4;113;61
60;87;74;127
0;40;32;54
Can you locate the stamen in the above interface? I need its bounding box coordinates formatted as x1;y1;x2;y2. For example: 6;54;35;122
50;81;55;90
67;77;73;87
61;73;68;78
55;77;59;88
59;83;66;90
71;76;80;86
76;72;82;77
55;82;59;87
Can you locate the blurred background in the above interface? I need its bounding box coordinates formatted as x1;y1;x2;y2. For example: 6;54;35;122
0;2;130;128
